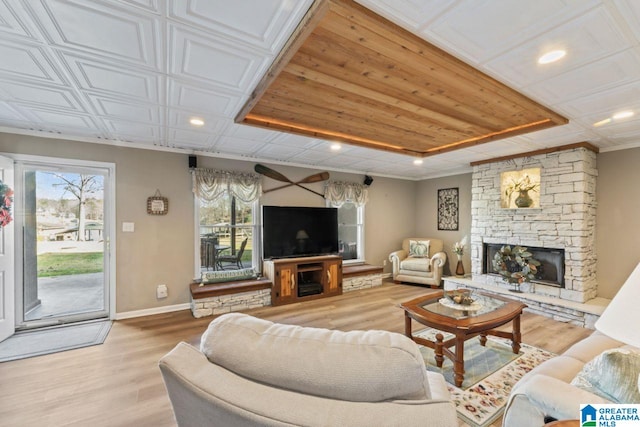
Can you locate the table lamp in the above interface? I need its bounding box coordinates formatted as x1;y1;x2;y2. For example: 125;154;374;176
595;261;640;393
295;229;309;253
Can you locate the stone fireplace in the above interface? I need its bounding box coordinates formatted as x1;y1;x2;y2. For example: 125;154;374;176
469;145;598;304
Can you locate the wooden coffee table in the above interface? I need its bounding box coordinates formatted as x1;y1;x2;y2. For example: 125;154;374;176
400;290;527;387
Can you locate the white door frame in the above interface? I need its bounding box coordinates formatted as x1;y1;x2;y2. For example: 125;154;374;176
7;153;116;328
0;155;15;342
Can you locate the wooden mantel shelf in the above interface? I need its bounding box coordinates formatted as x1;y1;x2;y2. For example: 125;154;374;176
190;278;272;300
470;141;599;166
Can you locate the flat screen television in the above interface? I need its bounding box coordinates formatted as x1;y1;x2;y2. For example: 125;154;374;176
262;206;339;259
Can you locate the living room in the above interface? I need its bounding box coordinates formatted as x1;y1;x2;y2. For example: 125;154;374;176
1;127;639;427
2;134;637;317
1;1;640;426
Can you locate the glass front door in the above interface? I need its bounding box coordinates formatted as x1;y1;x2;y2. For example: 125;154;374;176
17;162;110;328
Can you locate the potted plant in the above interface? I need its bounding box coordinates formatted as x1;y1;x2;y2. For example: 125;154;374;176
504;173;539;208
452;236;467;277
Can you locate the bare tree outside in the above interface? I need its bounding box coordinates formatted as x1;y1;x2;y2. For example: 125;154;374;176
51;174;103;241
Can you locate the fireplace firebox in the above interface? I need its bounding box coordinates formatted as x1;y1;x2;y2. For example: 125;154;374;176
483;243;565;287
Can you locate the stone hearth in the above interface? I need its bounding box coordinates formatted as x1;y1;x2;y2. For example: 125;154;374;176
443;276;606;328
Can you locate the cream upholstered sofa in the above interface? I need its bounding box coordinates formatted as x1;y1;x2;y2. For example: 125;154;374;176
389;238;447;287
159;313;458;427
503;263;640;426
502;331;628;426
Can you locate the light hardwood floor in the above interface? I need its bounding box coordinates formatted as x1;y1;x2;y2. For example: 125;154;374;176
0;282;593;427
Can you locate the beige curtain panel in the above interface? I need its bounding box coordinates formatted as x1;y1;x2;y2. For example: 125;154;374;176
324;181;368;207
192;168;262;202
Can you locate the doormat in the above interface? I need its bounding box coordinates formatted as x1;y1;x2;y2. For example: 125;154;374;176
0;320;112;362
414;328;554;427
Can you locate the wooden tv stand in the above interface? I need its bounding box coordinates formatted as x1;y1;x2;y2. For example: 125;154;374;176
263;255;342;306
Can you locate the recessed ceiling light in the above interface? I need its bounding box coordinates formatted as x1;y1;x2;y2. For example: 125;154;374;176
538;50;566;65
189;117;205;126
593;118;611;127
413;159;423;165
612;110;634;120
330;143;342;151
593;110;635;127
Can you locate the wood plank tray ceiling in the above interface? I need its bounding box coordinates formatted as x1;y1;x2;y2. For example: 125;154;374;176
236;0;568;158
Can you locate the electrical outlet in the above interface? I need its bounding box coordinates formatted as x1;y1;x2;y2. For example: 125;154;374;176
156;284;168;299
383;259;387;266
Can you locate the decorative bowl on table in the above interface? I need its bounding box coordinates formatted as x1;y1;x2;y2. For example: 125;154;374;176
439;289;483;312
445;289;474;305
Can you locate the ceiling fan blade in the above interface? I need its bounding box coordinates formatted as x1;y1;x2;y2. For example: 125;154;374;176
254;164;290;183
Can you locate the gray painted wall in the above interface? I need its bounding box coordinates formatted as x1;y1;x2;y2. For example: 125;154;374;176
1;132;638;311
415;173;473;276
413;148;640;300
596;147;640;298
0;132;415;313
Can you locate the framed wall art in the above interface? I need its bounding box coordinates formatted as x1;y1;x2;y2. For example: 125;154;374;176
500;168;541;209
147;189;169;215
437;187;459;230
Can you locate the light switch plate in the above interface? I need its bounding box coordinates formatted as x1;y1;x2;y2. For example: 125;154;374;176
122;222;135;232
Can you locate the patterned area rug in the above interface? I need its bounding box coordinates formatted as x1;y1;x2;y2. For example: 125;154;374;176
415;328;554;427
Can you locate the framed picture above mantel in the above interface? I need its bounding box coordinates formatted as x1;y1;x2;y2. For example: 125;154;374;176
500;168;541;209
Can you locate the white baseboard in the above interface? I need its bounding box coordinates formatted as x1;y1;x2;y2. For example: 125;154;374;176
115;303;191;320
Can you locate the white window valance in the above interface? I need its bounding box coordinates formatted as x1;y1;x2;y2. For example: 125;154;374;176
192;168;262;203
324;180;368;207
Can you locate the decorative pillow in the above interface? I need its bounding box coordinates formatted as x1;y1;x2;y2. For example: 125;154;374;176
200;313;432;402
409;240;430;258
570;348;640;403
201;268;257;284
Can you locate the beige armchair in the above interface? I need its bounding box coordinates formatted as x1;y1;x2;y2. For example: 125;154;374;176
389;238;447;288
159;313;458;427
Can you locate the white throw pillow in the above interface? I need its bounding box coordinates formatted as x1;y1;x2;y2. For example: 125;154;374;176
409;240;430;258
570;348;640;403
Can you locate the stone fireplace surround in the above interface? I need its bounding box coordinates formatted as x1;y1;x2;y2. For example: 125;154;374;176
445;145;608;328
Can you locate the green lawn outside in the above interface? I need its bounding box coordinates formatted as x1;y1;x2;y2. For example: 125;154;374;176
37;252;104;277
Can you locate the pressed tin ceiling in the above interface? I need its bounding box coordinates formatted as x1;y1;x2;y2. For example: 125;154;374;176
237;0;569;157
0;0;639;179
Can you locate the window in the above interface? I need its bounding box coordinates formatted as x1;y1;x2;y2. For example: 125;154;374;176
197;194;258;272
335;201;364;263
324;180;368;264
192;168;261;274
